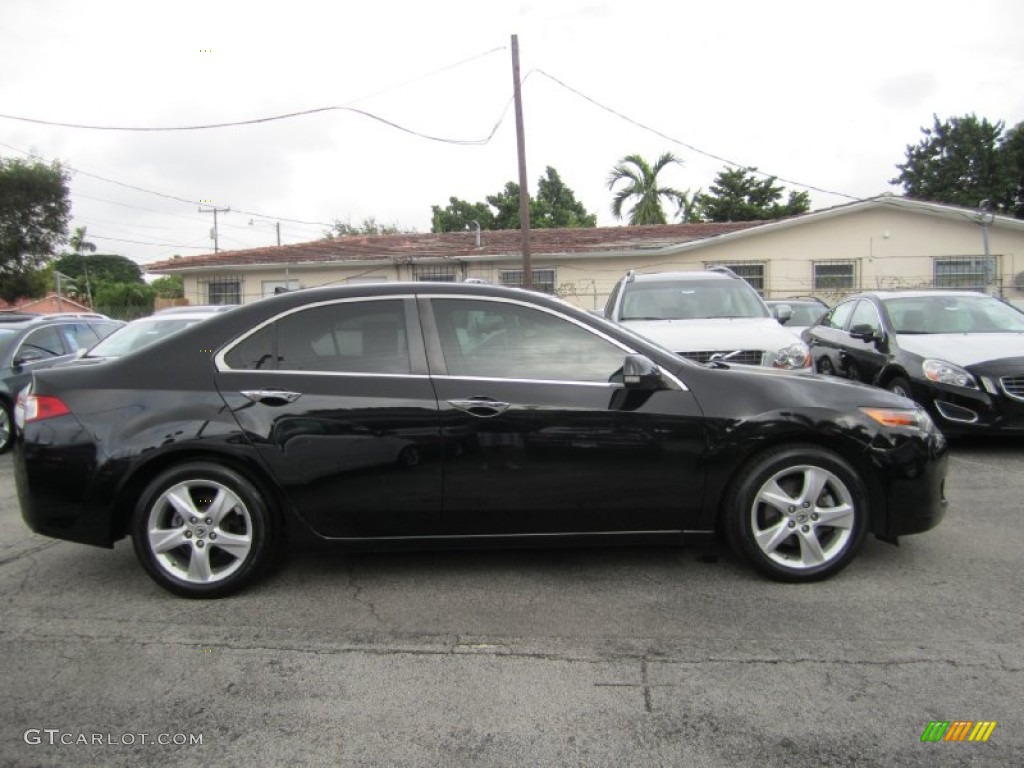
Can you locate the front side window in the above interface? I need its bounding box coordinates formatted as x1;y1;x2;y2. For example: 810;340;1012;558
848;300;881;333
432;299;626;382
823;300;856;330
224;300;410;374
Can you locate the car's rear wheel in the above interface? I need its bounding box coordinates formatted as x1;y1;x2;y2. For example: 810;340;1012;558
0;400;13;454
131;463;277;598
724;445;868;582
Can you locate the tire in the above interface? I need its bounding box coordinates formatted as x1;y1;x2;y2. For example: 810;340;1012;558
131;462;277;598
888;376;913;400
0;400;12;454
816;356;835;375
724;445;868;582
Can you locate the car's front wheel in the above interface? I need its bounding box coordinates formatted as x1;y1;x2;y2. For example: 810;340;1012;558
724;445;868;582
131;463;277;598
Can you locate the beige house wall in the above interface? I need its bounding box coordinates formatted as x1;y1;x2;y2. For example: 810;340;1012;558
176;206;1024;311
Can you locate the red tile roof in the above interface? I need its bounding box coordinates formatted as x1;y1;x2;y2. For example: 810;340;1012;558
146;222;765;272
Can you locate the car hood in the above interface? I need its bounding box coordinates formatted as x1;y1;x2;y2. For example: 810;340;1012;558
897;332;1024;366
622;317;799;352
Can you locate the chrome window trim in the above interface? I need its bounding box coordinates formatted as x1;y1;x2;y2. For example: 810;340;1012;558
214;292;689;391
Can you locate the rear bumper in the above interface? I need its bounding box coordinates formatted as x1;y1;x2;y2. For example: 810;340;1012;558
14;420;116;549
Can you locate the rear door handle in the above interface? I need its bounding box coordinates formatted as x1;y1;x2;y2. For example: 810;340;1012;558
240;389;302;405
447;398;511;418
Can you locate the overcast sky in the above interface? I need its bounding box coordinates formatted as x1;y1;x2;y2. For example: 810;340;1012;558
2;0;1022;268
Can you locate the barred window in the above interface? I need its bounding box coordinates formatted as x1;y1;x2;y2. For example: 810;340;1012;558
202;276;242;305
934;257;995;289
413;263;458;282
814;261;856;290
704;262;765;294
500;268;556;294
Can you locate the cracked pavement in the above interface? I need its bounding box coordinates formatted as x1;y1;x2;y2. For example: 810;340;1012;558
1;441;1021;766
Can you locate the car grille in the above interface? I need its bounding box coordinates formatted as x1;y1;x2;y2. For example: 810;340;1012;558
1000;375;1024;402
681;350;764;366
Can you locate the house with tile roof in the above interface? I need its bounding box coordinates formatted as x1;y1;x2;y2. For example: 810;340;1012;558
146;196;1024;312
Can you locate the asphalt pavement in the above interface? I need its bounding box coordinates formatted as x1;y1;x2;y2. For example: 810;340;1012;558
0;440;1021;767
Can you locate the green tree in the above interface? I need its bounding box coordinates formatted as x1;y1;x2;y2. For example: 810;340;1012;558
0;156;71;302
607;152;691;225
150;274;184;298
891;114;1021;216
93;281;155;320
324;216;412;238
51;253;144;286
431;167;596;232
531;167;597;228
696;166;810;222
430;198;496;233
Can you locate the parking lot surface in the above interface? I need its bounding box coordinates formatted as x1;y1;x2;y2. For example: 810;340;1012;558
1;440;1021;766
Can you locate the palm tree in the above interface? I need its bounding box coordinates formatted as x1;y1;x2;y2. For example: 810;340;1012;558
69;226;97;307
607;152;690;225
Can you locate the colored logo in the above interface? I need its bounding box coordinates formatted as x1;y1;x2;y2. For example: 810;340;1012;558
920;721;997;742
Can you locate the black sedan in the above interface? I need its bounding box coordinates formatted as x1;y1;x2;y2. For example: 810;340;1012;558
14;283;947;597
804;290;1024;434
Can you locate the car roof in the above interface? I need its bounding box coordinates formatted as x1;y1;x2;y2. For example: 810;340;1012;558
628;270;740;283
155;304;239;315
0;312;112;328
843;289;991;301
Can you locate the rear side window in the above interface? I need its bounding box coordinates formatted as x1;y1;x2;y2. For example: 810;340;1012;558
16;325;67;362
224;300;411;374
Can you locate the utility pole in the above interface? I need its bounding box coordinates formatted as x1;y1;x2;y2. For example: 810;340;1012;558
511;34;532;289
199;204;231;253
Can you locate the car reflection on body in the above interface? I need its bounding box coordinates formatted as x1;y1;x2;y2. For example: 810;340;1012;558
803;290;1024;434
14;282;947;598
79;306;238;360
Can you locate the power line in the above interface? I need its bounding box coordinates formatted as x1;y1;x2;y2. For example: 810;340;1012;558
530;69;860;201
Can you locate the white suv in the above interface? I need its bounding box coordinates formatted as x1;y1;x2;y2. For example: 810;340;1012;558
604;269;811;369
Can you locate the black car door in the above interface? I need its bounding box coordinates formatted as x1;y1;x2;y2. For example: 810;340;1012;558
421;294;707;536
841;299;890;383
214;297;443;538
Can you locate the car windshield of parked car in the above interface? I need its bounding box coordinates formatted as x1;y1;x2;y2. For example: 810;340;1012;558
87;317;202;358
621;280;768;321
885;295;1024;334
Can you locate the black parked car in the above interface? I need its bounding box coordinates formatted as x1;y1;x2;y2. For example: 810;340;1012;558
14;283;948;597
804;290;1024;434
0;312;123;452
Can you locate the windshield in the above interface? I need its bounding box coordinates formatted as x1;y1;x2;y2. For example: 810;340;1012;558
87;317;203;357
884;295;1024;334
620;280;769;321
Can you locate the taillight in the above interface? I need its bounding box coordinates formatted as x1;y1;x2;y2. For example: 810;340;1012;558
19;392;71;423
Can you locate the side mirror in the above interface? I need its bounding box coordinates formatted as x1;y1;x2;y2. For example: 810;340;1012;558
622;354;664;390
849;323;883;343
772;303;793;325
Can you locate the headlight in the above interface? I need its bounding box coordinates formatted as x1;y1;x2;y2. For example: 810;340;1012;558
772;341;811;369
860;406;935;432
922;359;978;390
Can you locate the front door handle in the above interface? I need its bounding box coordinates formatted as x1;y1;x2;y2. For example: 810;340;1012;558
240;389;302;405
447;398;511;418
